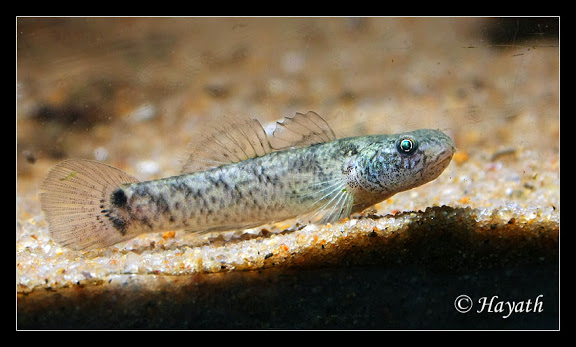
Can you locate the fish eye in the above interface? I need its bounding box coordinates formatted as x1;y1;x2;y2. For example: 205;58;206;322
396;136;418;156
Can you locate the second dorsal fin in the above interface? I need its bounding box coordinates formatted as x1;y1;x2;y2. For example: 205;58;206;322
181;111;336;174
181;116;272;174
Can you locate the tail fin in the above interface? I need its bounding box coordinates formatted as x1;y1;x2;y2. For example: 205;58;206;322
39;159;139;251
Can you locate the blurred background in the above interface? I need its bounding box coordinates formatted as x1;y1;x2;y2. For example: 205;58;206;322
17;17;559;186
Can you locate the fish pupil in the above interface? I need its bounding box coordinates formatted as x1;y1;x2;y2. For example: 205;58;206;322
400;140;412;151
396;137;417;155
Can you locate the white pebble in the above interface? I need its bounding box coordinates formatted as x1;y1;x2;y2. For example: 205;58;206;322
137;160;160;176
129;103;156;122
93;147;109;161
123;253;141;274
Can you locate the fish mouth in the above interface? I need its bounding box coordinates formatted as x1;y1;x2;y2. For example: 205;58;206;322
431;149;454;172
435;156;452;169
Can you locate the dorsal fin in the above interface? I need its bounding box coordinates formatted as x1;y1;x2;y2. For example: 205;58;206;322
181;116;272;174
270;111;336;150
181;111;336;174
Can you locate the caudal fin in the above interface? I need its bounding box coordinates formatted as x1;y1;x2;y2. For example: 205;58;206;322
39;159;139;250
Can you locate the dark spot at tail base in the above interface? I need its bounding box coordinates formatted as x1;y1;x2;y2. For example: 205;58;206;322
111;188;128;207
109;189;129;235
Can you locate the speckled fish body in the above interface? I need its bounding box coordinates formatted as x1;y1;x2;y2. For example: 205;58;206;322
40;112;455;250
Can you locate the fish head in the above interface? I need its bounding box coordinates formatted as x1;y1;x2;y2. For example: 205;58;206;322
353;129;455;196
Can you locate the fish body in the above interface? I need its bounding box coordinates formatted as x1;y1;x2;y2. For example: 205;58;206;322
40;112;455;250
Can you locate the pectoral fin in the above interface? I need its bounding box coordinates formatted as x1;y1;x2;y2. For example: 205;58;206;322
290;174;354;225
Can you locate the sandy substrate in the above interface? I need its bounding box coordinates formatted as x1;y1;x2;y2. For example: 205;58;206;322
17;17;559;329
